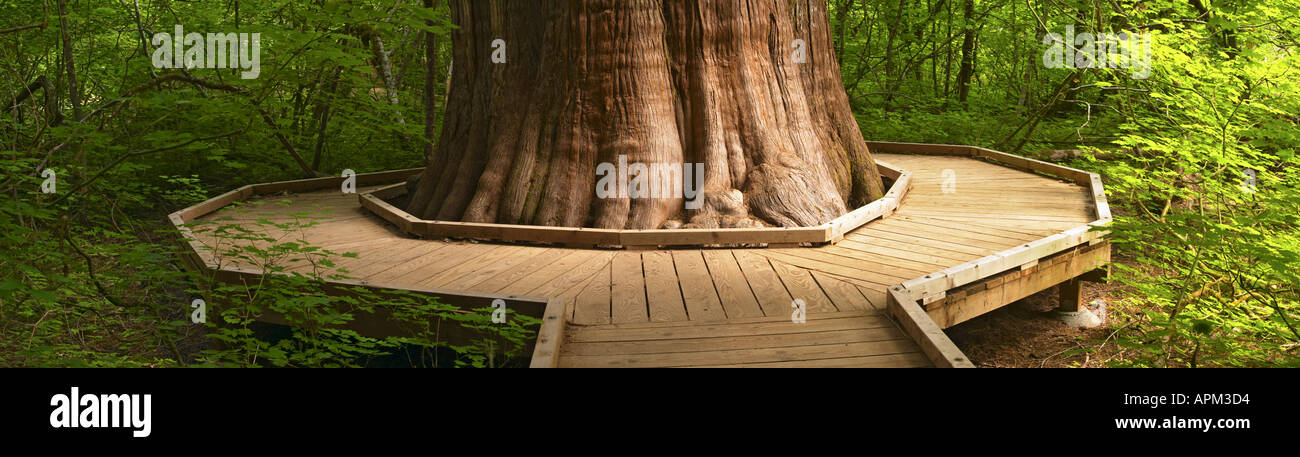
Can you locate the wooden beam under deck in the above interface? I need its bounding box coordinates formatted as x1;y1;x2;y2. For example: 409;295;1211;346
922;241;1112;329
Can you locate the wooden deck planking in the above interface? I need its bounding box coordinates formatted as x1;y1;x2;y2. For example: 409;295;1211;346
497;249;609;297
814;244;953;272
904;214;1087;232
892;215;1058;239
386;243;499;285
756;249;913;287
610;252;651;324
836;237;977;264
340;241;450;278
897;209;1092;223
875;218;1040;245
810;271;876;311
573;264;613;325
856;285;888;311
187;152;1100;368
523;252;615;299
439;245;554;290
564;315;893;343
461;248;586;292
850;227;999;256
560;338;922;368
578;309;878;330
693;352;931;368
415;244;527;288
700;250;765;319
561;327;904;356
671;251;728;321
768;259;837;313
769;247;937;279
642;251;689;322
732;250;797;317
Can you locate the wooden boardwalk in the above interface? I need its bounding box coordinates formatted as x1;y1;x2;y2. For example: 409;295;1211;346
183;151;1103;368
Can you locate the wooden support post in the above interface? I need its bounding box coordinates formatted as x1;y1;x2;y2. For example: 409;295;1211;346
1057;278;1083;312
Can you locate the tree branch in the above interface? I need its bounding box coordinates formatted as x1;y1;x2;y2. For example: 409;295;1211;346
0;22;45;34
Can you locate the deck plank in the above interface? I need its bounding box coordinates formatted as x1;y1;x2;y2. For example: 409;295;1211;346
701;250;765;319
559;339;921;368
440;245;554;290
770;247;934;279
894;215;1058;239
671;251;728;321
610;252;650;324
562;327;904;356
870;219;1031;248
525;252;615;299
757;250;910;288
566;313;893;342
810;271;876;311
376;243;491;284
497;249;605;297
342;242;450;278
642;251;689;322
836;238;975;264
463;248;583;292
695;352;931;368
573;264;613;325
768;258;837;313
850;227;997;256
732;250;795;317
417;244;528;288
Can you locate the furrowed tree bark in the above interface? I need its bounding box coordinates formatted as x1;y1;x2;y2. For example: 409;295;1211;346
407;0;884;230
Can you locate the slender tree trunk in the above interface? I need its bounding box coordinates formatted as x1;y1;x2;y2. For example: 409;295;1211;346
4;76;60;125
372;36;405;125
955;0;975;103
930;0;939;97
57;0;79;123
311;68;342;170
406;0;884;230
944;0;952;97
57;0;85;167
834;0;854;67
881;0;901;110
130;0;156;79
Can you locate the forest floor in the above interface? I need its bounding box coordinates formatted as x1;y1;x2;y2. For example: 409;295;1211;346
946;255;1139;368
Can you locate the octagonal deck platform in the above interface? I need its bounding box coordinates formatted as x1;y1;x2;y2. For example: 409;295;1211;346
170;142;1111;368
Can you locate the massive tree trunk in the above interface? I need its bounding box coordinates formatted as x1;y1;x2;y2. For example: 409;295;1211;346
406;0;885;230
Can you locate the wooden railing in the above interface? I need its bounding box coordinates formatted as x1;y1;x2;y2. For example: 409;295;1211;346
359;161;912;248
864;142;1112;307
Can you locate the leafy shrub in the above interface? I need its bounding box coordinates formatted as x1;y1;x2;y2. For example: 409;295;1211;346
1076;7;1300;366
188;208;540;368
